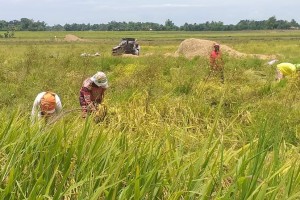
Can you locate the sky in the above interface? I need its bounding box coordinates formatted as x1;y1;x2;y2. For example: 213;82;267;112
2;0;300;26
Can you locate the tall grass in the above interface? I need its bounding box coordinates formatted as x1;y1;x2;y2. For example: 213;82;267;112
1;31;300;199
1;100;300;199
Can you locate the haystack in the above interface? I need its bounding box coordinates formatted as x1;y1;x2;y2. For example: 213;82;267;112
175;38;276;60
64;34;85;42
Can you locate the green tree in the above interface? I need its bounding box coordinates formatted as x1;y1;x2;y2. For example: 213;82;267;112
20;18;33;30
266;16;277;29
164;19;178;31
290;19;299;28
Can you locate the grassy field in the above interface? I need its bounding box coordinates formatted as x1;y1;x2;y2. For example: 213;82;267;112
1;31;300;199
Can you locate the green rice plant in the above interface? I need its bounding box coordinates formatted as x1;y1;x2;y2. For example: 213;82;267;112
1;105;300;199
1;31;300;199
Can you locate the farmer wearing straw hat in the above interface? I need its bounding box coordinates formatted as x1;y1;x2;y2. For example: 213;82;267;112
31;91;62;123
79;71;108;118
210;43;224;83
276;62;300;81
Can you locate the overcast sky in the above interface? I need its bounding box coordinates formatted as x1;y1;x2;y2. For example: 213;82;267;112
2;0;300;26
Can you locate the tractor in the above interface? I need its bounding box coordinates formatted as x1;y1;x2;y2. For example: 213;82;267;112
112;38;140;56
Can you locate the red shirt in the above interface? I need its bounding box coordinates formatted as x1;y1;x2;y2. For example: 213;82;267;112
80;78;106;105
210;50;222;70
210;50;220;59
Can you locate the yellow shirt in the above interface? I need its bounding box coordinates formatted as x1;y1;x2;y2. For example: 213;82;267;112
277;63;296;76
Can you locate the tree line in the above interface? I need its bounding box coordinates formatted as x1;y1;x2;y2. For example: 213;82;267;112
0;17;299;32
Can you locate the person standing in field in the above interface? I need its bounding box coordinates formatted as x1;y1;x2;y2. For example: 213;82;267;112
79;71;108;118
276;62;300;81
31;91;62;124
209;43;224;83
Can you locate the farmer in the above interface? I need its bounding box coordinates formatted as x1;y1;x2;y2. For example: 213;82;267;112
276;62;300;81
79;71;108;118
31;91;62;123
209;43;224;83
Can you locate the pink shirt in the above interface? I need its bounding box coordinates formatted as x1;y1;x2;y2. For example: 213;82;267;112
210;50;222;69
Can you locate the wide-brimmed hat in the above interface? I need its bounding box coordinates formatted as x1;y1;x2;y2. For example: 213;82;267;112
90;71;108;88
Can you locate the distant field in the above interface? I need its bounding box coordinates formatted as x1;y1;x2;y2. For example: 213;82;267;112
1;30;300;57
1;30;300;199
2;30;300;40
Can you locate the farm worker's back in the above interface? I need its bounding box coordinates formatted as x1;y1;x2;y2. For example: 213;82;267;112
277;63;296;76
276;62;300;81
31;91;62;123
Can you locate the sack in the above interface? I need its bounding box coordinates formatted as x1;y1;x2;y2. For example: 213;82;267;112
40;92;56;113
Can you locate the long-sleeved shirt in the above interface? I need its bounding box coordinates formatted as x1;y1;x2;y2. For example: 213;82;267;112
79;78;106;112
31;92;62;123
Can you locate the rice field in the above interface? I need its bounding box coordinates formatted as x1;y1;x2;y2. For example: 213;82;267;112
0;31;300;199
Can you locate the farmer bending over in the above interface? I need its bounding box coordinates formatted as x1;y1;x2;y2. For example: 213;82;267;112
276;62;300;81
31;91;62;124
79;71;108;118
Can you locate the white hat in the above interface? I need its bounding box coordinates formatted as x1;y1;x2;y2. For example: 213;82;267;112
90;71;108;88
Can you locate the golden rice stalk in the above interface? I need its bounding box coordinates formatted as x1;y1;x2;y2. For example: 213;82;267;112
94;103;108;123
